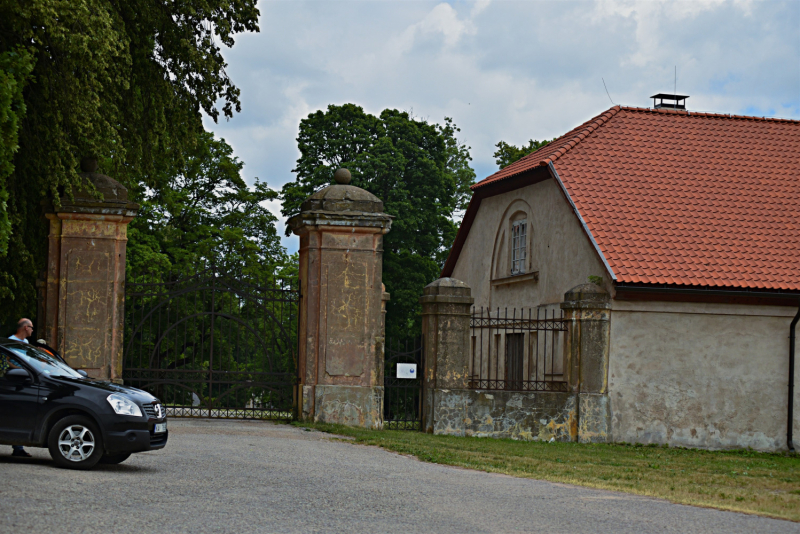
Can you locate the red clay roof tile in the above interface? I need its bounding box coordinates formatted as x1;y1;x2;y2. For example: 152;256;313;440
471;106;800;291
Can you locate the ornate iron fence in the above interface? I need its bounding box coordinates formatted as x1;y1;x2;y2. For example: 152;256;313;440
470;307;568;392
383;336;424;430
122;263;299;420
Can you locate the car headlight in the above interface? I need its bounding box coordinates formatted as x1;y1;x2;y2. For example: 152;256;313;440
107;393;143;417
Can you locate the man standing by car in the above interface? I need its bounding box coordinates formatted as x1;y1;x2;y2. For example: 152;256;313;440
9;318;32;343
7;318;33;458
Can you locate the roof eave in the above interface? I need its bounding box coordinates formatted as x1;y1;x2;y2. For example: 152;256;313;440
614;284;800;307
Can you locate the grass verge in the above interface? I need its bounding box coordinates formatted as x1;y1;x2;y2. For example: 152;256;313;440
293;422;800;521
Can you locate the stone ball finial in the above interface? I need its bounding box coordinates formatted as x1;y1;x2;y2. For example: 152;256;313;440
80;157;99;173
334;168;352;185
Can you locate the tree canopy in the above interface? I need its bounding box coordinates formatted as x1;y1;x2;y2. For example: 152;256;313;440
0;0;259;323
127;131;290;284
280;104;475;340
493;139;555;169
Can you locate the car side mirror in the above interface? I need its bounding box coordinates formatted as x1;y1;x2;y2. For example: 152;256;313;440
6;368;32;383
77;369;88;378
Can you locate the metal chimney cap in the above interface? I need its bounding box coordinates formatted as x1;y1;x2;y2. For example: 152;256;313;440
650;93;690;100
651;93;690;110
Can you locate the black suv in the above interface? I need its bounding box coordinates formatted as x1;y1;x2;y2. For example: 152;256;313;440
0;339;168;469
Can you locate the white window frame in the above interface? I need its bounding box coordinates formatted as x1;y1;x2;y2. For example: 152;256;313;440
511;220;527;275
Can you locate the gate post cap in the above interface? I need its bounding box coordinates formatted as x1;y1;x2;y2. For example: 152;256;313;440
288;168;393;234
561;283;610;309
43;157;139;216
425;277;470;291
300;183;383;213
420;278;473;304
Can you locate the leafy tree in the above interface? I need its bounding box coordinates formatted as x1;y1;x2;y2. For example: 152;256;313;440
440;117;476;217
127;131;288;282
0;0;258;323
493;139;555;169
124;132;295;409
280;104;475;340
0;47;33;259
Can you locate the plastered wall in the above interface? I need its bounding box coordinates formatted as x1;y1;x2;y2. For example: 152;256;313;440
451;178;608;310
609;300;800;451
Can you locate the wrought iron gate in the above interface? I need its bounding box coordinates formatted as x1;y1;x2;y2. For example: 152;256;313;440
122;263;299;420
383;337;424;430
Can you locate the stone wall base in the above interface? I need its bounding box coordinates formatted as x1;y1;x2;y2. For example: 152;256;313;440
424;389;610;442
310;385;384;429
578;393;611;443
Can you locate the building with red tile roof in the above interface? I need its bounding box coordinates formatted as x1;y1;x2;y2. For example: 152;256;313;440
444;106;800;295
439;105;800;451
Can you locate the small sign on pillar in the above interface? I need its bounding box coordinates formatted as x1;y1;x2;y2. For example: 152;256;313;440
396;363;417;379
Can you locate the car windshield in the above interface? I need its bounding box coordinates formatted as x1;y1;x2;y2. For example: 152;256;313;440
4;343;83;379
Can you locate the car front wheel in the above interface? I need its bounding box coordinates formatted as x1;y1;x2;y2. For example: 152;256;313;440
48;415;104;470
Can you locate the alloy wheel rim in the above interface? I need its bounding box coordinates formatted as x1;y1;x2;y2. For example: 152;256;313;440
57;425;95;462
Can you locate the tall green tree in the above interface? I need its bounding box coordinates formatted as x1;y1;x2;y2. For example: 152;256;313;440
493;139;555;169
127;131;289;283
124;132;296;408
0;46;33;259
280;104;475;340
0;0;258;323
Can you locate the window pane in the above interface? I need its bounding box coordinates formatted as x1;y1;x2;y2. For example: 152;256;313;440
511;220;527;274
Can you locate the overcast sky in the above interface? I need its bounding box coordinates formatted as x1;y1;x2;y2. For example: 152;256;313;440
202;0;800;252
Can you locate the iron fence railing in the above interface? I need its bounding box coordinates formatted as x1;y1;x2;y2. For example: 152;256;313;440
469;307;568;392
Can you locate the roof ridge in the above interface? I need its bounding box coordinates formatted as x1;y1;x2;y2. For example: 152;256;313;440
472;104;800;192
617;105;800;124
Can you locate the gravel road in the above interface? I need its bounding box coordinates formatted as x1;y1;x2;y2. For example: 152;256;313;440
0;418;796;533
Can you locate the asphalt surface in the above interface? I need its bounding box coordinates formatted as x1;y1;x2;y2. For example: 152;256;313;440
0;419;796;534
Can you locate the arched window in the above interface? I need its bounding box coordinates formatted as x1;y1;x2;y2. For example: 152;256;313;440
491;201;533;281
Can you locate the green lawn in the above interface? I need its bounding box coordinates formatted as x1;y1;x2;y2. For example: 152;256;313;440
293;422;800;522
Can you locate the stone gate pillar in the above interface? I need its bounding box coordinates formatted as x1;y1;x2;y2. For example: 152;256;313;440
420;278;474;434
561;283;612;443
288;169;392;429
41;158;138;381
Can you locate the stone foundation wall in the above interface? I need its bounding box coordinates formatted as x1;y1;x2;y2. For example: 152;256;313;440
421;279;612;443
312;385;384;430
425;389;575;440
425;388;610;442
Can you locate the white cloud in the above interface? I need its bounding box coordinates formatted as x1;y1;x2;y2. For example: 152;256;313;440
591;0;758;67
203;0;800;253
394;3;472;52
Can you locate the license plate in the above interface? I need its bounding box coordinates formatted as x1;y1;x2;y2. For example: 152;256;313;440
155;422;167;434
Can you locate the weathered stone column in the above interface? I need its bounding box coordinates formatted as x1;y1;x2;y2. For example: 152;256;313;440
41;158;138;381
561;283;612;443
420;278;474;434
288;169;392;429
